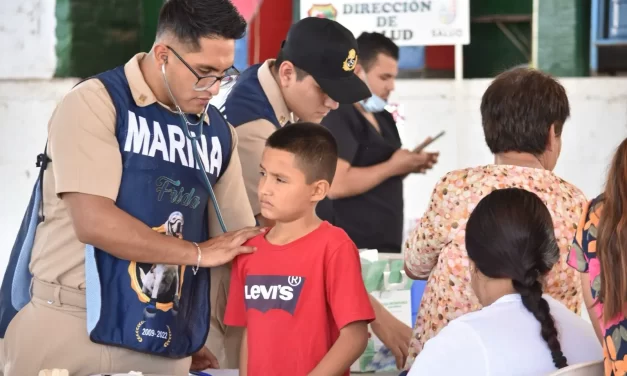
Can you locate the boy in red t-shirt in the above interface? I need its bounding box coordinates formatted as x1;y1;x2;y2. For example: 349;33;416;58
224;122;375;376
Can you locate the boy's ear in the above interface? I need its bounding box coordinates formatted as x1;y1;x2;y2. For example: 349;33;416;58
311;180;330;202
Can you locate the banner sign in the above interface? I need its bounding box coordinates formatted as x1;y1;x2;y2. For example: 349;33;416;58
300;0;470;46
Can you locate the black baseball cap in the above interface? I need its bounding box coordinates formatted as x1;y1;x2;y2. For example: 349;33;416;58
279;17;371;104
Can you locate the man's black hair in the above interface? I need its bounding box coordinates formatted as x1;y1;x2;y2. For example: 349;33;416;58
156;0;247;50
356;32;399;70
266;123;338;184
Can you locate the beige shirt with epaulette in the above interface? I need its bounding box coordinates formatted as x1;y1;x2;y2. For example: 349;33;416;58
29;53;256;290
233;60;298;215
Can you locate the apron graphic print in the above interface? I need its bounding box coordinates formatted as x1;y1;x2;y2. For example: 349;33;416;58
128;211;188;345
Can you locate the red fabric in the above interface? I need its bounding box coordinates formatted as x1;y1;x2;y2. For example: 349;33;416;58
425;46;455;70
225;221;375;376
247;0;293;65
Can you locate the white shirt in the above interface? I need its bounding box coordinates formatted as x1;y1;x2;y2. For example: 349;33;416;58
408;294;603;376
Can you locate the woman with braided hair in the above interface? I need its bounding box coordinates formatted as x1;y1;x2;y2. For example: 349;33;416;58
407;188;601;375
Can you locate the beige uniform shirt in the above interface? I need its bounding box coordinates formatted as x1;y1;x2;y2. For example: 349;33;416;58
29;52;255;290
234;60;296;215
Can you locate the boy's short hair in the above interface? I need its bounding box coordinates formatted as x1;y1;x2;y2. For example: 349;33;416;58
266;122;338;185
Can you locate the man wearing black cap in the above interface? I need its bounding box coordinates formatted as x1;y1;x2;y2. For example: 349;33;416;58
224;16;370;235
208;16;414;370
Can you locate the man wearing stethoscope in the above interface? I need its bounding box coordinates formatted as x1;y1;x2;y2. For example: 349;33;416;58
0;0;261;375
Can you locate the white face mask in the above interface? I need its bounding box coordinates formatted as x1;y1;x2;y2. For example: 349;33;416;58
360;94;387;113
358;72;387;113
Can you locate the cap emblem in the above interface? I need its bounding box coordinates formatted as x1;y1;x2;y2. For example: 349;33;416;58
343;49;358;72
307;4;337;20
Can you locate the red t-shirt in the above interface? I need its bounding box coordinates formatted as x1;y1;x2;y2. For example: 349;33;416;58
224;221;375;376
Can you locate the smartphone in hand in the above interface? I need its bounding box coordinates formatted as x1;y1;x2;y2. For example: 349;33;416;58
413;131;445;153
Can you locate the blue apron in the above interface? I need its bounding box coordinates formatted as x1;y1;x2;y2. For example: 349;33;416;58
0;66;232;359
222;64;281;129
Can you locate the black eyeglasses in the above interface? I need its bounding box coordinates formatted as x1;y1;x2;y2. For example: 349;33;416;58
167;46;239;91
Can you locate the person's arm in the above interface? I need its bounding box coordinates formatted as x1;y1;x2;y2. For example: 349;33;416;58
309;238;375;375
369;296;412;369
53;81;260;267
234;119;277;226
239;328;248;376
308;321;369;376
403;170;466;280
566;198;603;342
404;263;424;281
328;159;395;199
322;108;436;200
63;194;205;265
208;124;257;236
190;346;220;371
328;151;434;199
321;109;391;200
581;272;603;342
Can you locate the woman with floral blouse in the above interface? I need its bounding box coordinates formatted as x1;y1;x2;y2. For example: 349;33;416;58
402;67;587;370
567;137;627;376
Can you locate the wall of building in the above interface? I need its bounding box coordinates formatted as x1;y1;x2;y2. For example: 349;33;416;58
0;0;57;79
1;77;626;281
0;79;79;280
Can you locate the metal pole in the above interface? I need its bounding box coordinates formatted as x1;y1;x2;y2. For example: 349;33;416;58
454;44;463;81
531;0;539;68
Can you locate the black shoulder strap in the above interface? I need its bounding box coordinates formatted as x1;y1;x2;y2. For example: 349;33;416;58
33;78;101;222
35;142;51;222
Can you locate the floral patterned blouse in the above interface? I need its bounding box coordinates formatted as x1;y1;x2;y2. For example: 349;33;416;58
567;195;627;376
404;165;587;369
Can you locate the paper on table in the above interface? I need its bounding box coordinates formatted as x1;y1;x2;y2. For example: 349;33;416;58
199;369;239;376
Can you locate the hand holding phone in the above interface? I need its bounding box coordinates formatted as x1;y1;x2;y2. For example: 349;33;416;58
413;131;445;153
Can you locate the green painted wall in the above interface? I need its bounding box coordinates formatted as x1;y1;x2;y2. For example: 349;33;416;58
55;0;141;78
140;0;165;52
537;0;590;76
463;0;533;78
463;0;590;78
464;22;532;78
470;1;532;16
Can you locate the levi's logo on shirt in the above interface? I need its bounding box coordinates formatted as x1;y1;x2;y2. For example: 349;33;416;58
244;275;305;315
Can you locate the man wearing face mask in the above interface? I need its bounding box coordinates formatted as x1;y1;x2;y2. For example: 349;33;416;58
319;32;438;252
317;32;438;367
0;1;262;375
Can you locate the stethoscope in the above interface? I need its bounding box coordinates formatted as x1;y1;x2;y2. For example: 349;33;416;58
161;64;228;233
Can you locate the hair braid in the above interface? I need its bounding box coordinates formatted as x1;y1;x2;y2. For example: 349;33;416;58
513;279;568;369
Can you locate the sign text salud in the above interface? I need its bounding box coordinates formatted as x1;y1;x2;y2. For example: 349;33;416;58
300;0;470;46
